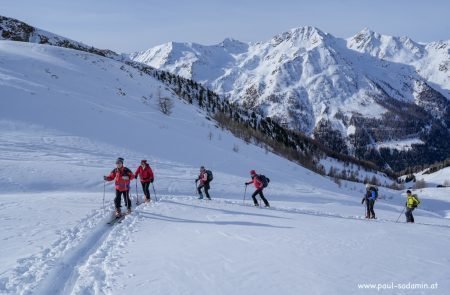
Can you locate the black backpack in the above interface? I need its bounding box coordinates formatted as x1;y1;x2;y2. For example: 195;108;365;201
259;174;270;188
206;170;213;182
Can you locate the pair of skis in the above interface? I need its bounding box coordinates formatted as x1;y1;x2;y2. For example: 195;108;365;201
107;214;126;225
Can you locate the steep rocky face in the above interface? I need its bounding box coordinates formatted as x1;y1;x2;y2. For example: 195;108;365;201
130;26;450;171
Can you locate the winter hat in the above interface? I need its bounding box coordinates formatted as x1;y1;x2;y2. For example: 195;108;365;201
116;157;124;164
250;170;256;175
406;190;412;194
200;166;205;171
141;159;147;163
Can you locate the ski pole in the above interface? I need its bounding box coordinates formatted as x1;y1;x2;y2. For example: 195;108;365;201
396;207;406;223
243;185;247;205
135;180;139;205
102;181;105;210
152;182;158;202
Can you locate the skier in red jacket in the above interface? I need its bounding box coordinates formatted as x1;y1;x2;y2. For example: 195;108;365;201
245;170;270;207
135;159;154;203
104;157;135;217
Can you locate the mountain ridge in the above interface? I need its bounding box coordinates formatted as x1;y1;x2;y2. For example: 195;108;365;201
131;26;450;171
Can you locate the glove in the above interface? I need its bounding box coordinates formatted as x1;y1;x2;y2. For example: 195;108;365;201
103;176;108;181
245;183;248;186
195;179;198;183
361;198;365;204
150;178;154;183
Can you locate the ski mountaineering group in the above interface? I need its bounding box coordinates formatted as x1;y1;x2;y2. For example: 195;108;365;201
104;158;421;223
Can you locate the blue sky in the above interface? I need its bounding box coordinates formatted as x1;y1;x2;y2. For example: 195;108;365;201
2;0;449;53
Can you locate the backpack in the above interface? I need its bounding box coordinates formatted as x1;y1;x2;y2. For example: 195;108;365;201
206;170;213;182
259;174;270;188
113;167;132;177
412;194;421;208
370;187;378;199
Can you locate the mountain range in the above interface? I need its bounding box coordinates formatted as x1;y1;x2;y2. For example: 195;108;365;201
130;27;450;171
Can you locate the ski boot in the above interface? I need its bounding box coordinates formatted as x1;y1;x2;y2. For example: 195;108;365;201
115;210;122;218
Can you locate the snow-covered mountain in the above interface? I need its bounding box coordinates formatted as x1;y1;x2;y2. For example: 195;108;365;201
1;15;400;181
131;27;450;171
1;16;450;295
1;35;449;295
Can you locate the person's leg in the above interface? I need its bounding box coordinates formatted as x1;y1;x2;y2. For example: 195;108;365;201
369;200;375;218
143;182;150;200
122;191;131;210
405;208;412;222
197;185;204;199
365;199;370;218
204;183;211;199
410;208;415;223
258;189;270;207
114;190;121;212
251;190;259;206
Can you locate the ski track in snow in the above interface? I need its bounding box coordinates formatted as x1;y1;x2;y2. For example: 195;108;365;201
1;204;112;294
2;195;447;294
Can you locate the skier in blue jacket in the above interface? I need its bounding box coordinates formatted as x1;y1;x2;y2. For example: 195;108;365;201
361;184;378;219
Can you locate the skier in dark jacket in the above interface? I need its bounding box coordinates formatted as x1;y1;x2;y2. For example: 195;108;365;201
135;159;154;203
245;170;270;207
362;184;377;219
104;157;135;217
196;166;211;200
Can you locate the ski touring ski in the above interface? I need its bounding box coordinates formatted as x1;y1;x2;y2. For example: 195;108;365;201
107;215;125;225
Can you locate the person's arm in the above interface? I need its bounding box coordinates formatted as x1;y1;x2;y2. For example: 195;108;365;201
134;167;140;179
127;169;135;181
104;170;116;181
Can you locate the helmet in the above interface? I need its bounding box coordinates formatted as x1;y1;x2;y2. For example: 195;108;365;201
365;183;371;189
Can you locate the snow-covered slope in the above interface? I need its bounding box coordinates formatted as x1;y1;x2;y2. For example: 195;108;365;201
0;15;119;59
409;166;450;187
131;27;450;171
1;40;450;295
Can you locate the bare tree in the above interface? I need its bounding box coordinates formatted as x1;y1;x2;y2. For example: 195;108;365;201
413;178;427;189
158;94;174;116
